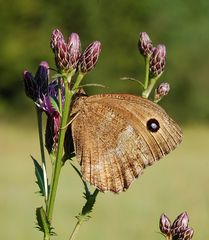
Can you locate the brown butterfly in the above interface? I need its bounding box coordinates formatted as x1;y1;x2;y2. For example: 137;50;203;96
70;93;182;193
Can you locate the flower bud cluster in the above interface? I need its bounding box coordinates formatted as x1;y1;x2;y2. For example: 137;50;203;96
50;29;101;73
138;32;166;77
159;212;194;240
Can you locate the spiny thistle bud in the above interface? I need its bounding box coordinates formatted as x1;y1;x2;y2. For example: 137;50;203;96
159;213;172;235
172;212;189;236
155;82;170;102
54;39;72;71
67;32;81;70
178;227;194;240
149;44;166;77
50;29;64;52
79;41;101;73
23;61;49;101
138;32;153;57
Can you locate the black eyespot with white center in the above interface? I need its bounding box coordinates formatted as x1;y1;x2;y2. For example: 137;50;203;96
146;118;160;132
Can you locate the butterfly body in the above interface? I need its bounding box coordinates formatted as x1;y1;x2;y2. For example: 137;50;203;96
71;94;182;193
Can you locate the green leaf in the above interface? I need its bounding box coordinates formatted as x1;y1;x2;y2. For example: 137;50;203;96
49;96;61;115
31;156;45;197
79;83;107;89
120;77;144;88
36;207;56;236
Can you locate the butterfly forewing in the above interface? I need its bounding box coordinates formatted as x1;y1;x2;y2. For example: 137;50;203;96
71;94;182;193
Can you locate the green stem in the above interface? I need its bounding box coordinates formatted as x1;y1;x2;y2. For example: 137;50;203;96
46;72;84;222
47;79;73;221
142;76;159;99
144;56;150;90
36;107;48;203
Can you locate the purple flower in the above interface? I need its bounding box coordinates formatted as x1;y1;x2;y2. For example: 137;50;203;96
23;61;49;101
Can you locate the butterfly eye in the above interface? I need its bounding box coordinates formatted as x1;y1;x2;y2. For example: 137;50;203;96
146;118;160;132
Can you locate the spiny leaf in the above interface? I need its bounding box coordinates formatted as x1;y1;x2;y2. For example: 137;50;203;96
71;163;91;199
31;156;45;197
36;207;56;236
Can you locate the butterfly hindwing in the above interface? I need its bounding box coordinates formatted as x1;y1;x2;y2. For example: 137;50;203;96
71;94;182;192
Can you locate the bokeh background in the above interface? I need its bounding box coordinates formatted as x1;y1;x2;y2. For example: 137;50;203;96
1;0;209;239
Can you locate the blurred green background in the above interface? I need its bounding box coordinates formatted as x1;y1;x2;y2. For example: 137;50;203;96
1;0;209;239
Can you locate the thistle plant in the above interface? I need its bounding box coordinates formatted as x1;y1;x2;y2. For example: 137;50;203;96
23;29;101;240
23;30;183;240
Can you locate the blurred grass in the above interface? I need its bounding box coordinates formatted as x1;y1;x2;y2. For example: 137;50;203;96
0;121;209;240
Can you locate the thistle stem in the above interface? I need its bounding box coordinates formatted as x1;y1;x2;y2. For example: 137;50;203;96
142;76;159;99
46;72;84;222
144;56;150;90
36;107;48;203
47;78;73;221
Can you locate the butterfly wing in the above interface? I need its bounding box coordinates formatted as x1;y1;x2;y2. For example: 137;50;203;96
71;94;182;193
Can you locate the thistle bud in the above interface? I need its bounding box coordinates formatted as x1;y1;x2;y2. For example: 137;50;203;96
138;32;153;57
67;32;81;69
149;44;166;77
50;29;64;52
178;227;194;240
79;41;101;73
155;82;170;102
23;70;37;101
159;213;172;235
34;61;49;95
54;39;71;71
172;212;189;236
23;61;49;101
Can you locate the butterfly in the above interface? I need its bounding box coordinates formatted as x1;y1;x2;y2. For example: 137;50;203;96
69;93;182;193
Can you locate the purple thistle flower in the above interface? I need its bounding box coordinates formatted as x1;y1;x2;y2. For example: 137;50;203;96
23;61;49;101
37;80;65;153
79;41;101;73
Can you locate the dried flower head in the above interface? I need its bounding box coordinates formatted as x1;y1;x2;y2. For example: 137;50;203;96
138;32;153;57
79;41;101;73
150;44;166;77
